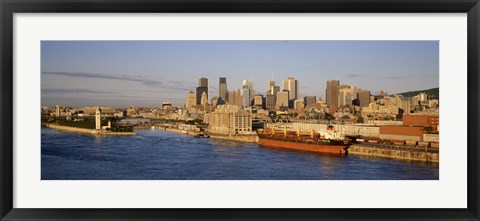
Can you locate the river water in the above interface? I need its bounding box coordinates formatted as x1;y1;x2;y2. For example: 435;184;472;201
41;128;439;180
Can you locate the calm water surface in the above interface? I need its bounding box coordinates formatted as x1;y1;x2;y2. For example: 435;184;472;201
41;128;439;180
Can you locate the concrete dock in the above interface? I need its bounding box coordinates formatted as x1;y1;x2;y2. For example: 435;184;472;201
45;124;137;136
348;143;439;163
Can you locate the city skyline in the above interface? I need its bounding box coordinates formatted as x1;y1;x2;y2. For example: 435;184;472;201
41;41;439;107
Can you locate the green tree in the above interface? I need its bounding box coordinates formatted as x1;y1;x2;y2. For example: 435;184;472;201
357;116;364;123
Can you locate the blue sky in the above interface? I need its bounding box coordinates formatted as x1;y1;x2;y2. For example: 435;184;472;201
41;41;439;108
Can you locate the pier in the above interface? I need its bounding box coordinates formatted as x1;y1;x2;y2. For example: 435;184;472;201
348;143;439;163
45;124;137;136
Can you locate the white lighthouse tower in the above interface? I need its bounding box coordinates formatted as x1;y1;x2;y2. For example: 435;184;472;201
95;107;101;130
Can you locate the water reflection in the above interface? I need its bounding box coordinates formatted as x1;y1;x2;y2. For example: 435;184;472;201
41;128;439;180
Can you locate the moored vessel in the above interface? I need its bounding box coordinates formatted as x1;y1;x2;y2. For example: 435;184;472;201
194;133;210;138
257;125;349;154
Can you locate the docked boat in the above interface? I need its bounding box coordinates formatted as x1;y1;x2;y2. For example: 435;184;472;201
194;133;210;138
257;125;349;154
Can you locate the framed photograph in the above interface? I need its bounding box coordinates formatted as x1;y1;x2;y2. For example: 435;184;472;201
1;0;479;220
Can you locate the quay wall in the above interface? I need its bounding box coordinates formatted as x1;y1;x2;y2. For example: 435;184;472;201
165;127;197;136
209;134;258;143
158;126;258;143
46;124;94;134
46;124;137;136
348;144;439;163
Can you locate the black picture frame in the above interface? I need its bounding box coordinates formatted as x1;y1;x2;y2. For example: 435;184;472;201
1;0;479;220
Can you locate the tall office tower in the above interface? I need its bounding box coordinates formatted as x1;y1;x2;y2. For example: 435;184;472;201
358;90;371;107
282;77;299;100
240;87;250;107
196;87;208;105
351;84;357;102
198;77;208;87
326;80;340;113
304;96;317;107
276;90;289;108
228;90;243;107
242;79;255;102
218;77;228;102
201;92;208;106
185;91;196;108
266;81;279;107
266;94;275;108
339;86;352;107
273;86;280;95
254;94;264;107
267;81;275;94
196;77;208;105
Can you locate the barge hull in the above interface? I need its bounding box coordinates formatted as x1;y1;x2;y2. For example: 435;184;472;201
258;138;347;154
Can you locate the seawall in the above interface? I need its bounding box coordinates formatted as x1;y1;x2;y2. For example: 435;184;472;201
348;144;439;163
209;134;259;143
46;124;137;136
164;127;198;136
156;127;258;143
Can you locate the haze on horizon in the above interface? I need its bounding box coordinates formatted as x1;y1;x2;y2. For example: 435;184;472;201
41;40;439;108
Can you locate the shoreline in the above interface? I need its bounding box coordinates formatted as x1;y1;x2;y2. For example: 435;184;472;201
144;126;259;143
45;124;137;136
44;124;439;163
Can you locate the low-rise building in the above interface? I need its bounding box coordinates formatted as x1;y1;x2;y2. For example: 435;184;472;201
379;125;425;141
403;114;439;132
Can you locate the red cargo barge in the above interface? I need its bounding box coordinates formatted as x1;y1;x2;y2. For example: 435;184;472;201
257;126;349;154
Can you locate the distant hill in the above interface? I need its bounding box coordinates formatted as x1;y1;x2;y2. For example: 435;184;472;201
397;87;439;100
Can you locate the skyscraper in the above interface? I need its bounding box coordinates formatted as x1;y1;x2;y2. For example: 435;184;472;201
266;81;279;108
185;91;196;108
240;87;250;107
358;90;371;107
273;86;280;95
276;90;289;108
242;80;255;105
266;94;275;108
254;94;264;107
228;90;243;107
196;77;208;105
267;81;275;94
218;77;227;102
326;80;340;113
198;78;208;87
351;84;357;102
282;77;299;100
339;85;352;107
201;91;208;105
